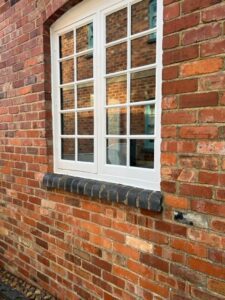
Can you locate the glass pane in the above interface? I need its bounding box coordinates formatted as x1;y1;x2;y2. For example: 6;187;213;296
78;110;94;135
107;107;126;135
107;139;126;166
106;42;127;74
131;36;156;68
59;31;74;58
106;8;127;43
78;139;94;162
76;23;93;53
130;105;155;135
131;0;157;35
61;86;74;110
60;59;74;84
130;139;154;168
62;138;75;160
106;75;127;105
61;113;75;135
77;54;93;80
131;69;156;102
77;82;94;108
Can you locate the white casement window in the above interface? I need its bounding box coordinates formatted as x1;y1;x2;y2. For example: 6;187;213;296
51;0;162;190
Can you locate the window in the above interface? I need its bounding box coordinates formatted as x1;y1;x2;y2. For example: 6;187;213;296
51;0;162;190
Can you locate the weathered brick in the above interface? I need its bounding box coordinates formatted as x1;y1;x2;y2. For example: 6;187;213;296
163;45;199;65
182;0;221;14
180;58;223;77
182;23;222;45
179;92;218;108
179;126;218;139
164;13;200;35
202;4;225;22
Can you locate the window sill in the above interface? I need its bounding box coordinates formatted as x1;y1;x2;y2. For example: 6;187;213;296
42;173;163;212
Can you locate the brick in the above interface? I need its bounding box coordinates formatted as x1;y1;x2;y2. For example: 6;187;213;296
180;58;223;77
199;108;225;123
162;96;177;109
201;38;225;57
199;73;225;91
163;45;199;65
126;236;153;253
188;257;225;280
170;264;206;285
113;242;139;260
161;153;177;166
208;280;225;297
191;288;223;300
211;219;225;233
162;111;196;125
139;228;169;245
155;220;187;237
182;23;222;46
113;265;138;284
161;181;176;193
140;253;169;273
164;3;180;21
216;188;225;202
163;79;198;95
182;0;221;14
140;278;169;298
171;238;207;257
164;13;200;35
197;141;225;155
161;126;177;138
163;34;179;50
188;228;223;248
103;271;125;289
208;249;225;264
179;126;218;139
199;171;219;185
180;184;212;199
177;169;196;182
163;66;179;81
179;92;218;108
164;195;189;209
192;200;225;218
203;4;225;22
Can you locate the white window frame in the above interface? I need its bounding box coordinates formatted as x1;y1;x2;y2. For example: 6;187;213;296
51;0;163;190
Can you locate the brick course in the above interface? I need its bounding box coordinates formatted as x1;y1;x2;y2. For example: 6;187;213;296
0;0;225;299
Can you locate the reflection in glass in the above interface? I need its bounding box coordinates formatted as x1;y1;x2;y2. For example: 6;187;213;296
130;139;154;168
78;139;94;162
78;110;94;135
106;8;127;43
107;107;126;135
60;59;74;84
77;82;94;108
131;36;156;68
61;113;75;135
61;86;74;110
107;139;126;166
130;105;155;135
61;138;75;160
131;69;155;102
106;43;127;74
76;23;93;53
131;0;157;35
77;54;93;80
106;75;127;105
59;31;74;58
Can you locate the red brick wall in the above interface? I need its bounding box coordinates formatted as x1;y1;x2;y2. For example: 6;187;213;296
0;0;225;299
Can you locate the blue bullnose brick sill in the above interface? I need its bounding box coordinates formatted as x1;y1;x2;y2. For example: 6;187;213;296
42;173;163;212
